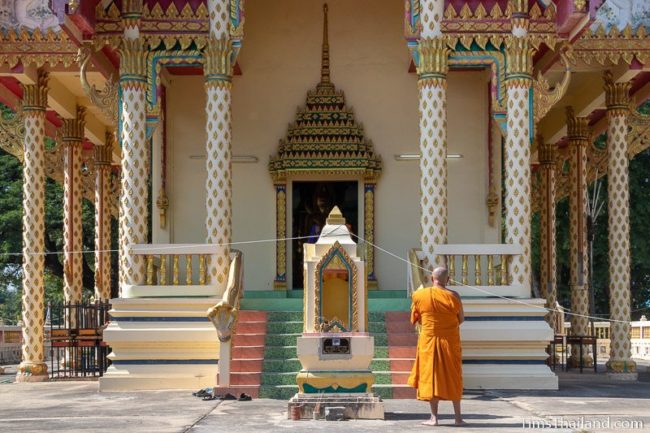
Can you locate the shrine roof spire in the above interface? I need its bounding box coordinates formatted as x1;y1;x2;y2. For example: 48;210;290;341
320;3;331;86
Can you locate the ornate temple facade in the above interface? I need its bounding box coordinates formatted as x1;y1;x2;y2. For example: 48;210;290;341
1;0;649;390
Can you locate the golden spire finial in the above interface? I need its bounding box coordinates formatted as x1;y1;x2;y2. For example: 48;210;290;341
320;3;331;86
326;206;346;225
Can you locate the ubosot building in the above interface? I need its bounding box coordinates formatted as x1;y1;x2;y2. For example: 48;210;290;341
1;0;649;396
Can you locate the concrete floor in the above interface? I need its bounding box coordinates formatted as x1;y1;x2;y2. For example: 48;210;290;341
1;365;649;433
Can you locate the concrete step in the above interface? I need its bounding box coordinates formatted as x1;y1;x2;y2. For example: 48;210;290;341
231;358;264;373
389;346;417;358
232;345;265;359
232;333;266;346
389;358;415;371
235;321;267;334
230;372;261;386
387;333;418;346
386;320;417;333
237;310;268;321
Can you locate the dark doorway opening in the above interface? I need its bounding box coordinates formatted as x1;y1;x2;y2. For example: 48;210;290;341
291;181;358;289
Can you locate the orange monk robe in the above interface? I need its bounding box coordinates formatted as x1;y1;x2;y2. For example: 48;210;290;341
407;286;463;401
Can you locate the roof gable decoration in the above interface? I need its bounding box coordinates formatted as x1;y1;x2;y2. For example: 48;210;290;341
0;0;61;32
591;0;650;33
269;4;382;183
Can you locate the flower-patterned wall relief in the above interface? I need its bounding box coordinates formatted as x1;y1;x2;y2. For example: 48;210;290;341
591;0;650;32
0;0;60;31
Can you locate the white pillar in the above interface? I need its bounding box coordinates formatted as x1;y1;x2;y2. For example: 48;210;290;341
204;0;232;292
604;71;637;379
417;0;448;271
16;70;49;382
504;1;533;292
62;107;86;304
118;3;148;290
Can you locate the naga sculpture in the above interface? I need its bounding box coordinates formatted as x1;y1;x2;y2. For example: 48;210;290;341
207;250;243;342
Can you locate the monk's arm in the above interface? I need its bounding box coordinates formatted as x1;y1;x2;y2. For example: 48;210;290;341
451;290;465;324
410;301;420;325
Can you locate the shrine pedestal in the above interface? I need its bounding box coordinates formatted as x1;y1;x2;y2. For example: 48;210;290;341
288;393;384;420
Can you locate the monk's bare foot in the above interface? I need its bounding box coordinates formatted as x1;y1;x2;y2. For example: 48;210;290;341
421;416;438;426
453;419;466;427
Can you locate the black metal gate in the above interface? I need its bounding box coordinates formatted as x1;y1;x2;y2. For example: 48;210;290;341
48;302;111;379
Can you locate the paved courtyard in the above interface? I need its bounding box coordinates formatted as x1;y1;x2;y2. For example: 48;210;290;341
1;364;649;433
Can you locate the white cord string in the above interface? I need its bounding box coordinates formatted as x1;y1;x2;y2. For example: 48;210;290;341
346;231;633;325
0;224;639;325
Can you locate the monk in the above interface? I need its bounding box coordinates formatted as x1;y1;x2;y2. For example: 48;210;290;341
408;266;465;426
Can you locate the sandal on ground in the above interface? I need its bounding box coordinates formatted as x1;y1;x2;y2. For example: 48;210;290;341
193;387;212;398
238;393;252;401
224;393;237;400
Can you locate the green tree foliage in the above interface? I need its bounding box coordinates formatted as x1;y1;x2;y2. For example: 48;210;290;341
0;108;110;323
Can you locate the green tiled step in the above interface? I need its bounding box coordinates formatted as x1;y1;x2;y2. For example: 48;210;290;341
265;334;300;346
259;385;299;399
368;321;386;333
262;372;299;386
372;334;388;346
370;359;390;371
372;384;394;399
369;290;408;298
374;346;388;358
267;321;303;334
264;345;296;359
373;371;394;385
267;311;303;322
369;299;410;311
264;359;301;373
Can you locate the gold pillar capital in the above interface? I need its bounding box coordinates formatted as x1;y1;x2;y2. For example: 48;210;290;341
21;70;49;112
566;106;590;143
509;0;530;32
121;0;142;28
538;136;556;166
604;70;631;115
95;133;114;167
505;36;534;82
119;38;147;80
62;106;87;143
204;37;234;84
509;0;529;15
417;37;451;83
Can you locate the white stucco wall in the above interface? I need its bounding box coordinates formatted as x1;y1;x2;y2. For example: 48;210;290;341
158;0;498;291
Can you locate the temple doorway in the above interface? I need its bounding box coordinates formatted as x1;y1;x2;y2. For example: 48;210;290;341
291;181;358;290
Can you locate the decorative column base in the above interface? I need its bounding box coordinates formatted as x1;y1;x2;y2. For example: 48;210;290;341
606;360;638;381
16;362;48;382
567;355;594;369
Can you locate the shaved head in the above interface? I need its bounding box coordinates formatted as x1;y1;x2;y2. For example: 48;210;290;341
432;267;449;285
